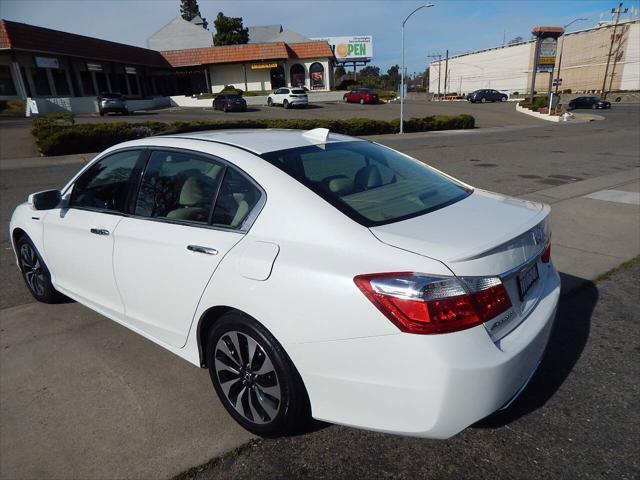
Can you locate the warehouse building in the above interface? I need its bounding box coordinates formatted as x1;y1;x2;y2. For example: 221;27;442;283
429;19;640;95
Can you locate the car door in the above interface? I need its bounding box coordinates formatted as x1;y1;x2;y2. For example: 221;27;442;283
42;149;143;317
112;149;264;348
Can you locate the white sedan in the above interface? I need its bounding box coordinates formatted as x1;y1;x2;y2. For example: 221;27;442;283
9;128;560;438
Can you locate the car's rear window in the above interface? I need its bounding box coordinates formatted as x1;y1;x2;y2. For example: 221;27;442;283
261;141;471;227
101;93;122;99
291;89;306;94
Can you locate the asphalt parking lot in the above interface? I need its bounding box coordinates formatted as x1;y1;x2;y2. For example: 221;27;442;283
0;102;638;479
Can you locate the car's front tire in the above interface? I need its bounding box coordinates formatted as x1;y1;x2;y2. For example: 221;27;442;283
267;98;273;107
207;311;310;437
500;96;507;102
15;234;64;304
480;97;486;103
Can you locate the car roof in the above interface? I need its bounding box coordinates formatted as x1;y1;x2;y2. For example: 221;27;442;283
163;129;362;155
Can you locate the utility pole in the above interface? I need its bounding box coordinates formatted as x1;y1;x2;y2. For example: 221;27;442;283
602;2;627;96
443;49;449;98
428;53;442;100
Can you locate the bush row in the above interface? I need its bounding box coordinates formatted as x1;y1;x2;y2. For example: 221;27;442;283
32;115;475;156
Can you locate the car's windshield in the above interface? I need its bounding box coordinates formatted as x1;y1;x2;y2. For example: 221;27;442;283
260;141;471;227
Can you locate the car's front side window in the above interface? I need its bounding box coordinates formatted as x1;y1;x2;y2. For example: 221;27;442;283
134;151;224;225
69;150;141;213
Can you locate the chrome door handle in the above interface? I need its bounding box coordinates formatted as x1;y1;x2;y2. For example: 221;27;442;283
90;228;110;236
187;245;218;255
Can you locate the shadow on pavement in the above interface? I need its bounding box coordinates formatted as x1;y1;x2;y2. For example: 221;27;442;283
476;271;597;429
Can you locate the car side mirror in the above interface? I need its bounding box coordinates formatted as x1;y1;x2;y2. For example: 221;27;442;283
29;189;62;210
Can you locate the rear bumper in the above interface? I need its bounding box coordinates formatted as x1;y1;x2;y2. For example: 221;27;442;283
287;262;560;439
288;98;308;106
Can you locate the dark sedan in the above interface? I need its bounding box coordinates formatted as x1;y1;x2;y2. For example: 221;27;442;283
213;94;247;112
568;96;611;110
466;89;508;103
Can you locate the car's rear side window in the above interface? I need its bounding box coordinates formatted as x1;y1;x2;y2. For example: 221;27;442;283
261;141;471;227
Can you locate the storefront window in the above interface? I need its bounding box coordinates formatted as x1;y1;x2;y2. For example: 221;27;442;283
270;66;285;90
128;75;139;95
0;65;17;96
80;71;94;96
95;72;109;93
52;69;70;96
31;67;51;96
290;64;305;87
309;62;325;90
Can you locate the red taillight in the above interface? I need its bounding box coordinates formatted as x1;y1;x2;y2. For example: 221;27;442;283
354;272;512;335
541;243;551;263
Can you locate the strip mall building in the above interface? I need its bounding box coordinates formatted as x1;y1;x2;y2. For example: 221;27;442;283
0;16;335;102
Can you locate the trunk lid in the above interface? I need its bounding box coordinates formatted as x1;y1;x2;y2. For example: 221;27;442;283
369;189;549;277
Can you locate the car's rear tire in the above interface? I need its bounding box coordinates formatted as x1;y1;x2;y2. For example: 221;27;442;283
283;100;289;109
207;311;310;437
591;104;597;109
267;98;273;107
343;95;348;102
359;98;365;105
15;234;64;304
223;105;228;112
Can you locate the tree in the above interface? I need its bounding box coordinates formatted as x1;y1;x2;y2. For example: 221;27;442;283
359;65;380;77
386;65;400;89
334;65;346;78
180;0;207;29
213;12;249;46
508;36;524;45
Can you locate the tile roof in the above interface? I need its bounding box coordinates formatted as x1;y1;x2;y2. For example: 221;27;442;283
286;41;334;60
161;42;290;67
0;19;170;68
161;41;333;67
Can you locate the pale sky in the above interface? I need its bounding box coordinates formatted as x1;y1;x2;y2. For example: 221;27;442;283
1;0;638;73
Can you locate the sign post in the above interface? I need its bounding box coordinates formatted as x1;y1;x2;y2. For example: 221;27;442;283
529;26;564;103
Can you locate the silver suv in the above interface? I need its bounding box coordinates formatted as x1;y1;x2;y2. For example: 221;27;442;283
98;92;129;116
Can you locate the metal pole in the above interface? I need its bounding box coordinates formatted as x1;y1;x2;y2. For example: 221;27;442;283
399;4;434;134
437;58;441;99
400;23;405;133
555;18;588;95
443;50;449;97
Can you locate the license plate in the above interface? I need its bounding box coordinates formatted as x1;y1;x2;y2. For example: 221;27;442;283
517;262;539;300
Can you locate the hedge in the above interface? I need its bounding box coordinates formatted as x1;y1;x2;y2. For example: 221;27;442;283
32;115;475;156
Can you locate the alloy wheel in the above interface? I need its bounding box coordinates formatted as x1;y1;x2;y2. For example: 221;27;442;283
19;243;45;297
214;331;281;424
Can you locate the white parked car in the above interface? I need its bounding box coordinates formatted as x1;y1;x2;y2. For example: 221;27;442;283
9;128;560;438
267;87;308;109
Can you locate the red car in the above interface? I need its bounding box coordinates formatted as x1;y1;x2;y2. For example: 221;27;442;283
343;88;379;105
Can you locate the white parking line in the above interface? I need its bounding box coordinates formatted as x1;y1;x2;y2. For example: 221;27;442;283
584;189;640;205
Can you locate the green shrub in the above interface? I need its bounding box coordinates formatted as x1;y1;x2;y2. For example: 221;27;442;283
32;114;476;156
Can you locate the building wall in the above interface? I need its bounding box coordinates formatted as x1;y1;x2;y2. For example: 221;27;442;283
429;19;640;95
620;21;640;90
430;42;531;95
147;16;213;51
208;58;332;93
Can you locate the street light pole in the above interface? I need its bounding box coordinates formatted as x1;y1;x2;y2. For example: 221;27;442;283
400;3;434;134
554;17;588;94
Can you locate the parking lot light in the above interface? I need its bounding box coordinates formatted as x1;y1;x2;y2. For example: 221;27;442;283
401;3;434;134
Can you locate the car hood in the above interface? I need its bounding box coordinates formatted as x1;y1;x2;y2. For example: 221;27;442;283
369;190;549;276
